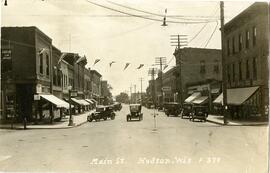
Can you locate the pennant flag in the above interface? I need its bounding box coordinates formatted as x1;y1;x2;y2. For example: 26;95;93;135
163;64;168;70
137;64;144;69
109;61;116;67
57;53;67;65
123;63;130;70
93;59;100;66
76;55;87;64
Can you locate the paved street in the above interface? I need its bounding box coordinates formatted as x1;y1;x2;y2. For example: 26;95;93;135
0;104;268;173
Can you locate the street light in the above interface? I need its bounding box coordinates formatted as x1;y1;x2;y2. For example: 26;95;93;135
67;85;73;126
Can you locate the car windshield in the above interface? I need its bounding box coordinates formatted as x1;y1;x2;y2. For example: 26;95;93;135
96;107;105;112
130;106;139;112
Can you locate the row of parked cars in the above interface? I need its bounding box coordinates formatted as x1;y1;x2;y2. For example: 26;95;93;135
87;102;122;122
163;102;209;122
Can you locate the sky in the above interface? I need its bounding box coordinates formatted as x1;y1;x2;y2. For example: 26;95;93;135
1;0;254;96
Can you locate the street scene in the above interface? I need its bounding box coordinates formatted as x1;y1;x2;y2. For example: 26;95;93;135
0;0;269;172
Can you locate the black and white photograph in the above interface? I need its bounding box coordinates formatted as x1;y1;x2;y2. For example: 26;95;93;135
0;0;269;172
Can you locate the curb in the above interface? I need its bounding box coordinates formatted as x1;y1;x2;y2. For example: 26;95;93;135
206;119;268;126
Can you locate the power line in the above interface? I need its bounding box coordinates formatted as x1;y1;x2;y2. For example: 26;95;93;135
106;0;216;22
204;21;219;48
85;0;217;24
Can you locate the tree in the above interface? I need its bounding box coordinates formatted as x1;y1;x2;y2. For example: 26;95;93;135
115;92;129;103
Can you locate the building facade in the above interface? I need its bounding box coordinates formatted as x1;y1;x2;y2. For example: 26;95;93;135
223;2;269;117
173;47;222;104
90;70;102;103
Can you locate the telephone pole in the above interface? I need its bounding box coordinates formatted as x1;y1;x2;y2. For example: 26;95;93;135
148;68;157;108
171;34;188;105
155;57;166;107
129;84;132;104
139;78;144;105
220;1;228;125
134;85;137;103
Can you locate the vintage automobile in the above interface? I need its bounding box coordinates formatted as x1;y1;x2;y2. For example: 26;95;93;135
127;104;143;121
181;103;193;119
163;102;181;117
87;105;115;122
190;105;209;122
113;102;122;111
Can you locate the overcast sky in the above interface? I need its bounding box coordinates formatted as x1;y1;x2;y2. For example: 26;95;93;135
1;0;254;96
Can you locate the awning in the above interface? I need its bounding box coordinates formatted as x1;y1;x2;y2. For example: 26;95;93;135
85;99;94;104
213;86;259;105
211;88;220;94
184;92;201;103
71;98;89;106
91;99;98;104
192;96;208;104
40;94;70;109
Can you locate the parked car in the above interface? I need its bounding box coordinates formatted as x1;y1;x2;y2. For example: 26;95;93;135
181;103;193;119
113;102;122;111
190;105;209;122
127;104;143;121
87;105;115;122
164;102;181;117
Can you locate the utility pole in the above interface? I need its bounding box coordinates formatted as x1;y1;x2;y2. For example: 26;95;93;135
171;35;188;105
134;85;137;104
129;84;132;104
148;68;157;107
155;57;166;107
220;1;228;125
139;78;144;105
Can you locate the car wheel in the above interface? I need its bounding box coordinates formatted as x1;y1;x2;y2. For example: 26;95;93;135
103;117;107;121
192;118;194;122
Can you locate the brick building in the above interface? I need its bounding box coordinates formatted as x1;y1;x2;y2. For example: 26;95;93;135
218;2;269;118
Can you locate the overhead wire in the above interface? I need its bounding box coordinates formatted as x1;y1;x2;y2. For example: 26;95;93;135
84;0;217;24
204;21;219;48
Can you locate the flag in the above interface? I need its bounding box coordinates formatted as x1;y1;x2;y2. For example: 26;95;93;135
109;61;116;67
76;55;87;64
137;64;144;69
123;63;130;70
163;64;168;70
57;53;67;65
93;59;100;66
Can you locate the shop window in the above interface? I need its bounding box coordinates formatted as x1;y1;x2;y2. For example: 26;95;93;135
213;60;219;73
227;65;231;86
232;36;236;54
227;39;230;56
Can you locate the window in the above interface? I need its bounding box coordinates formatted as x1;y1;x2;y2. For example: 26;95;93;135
246;30;250;49
200;60;206;74
239;61;242;81
232;63;235;82
246;59;250;79
46;54;49;76
227;39;230;56
252;26;257;46
232;36;236;54
213;60;219;73
253;57;257;80
239;34;243;51
227;65;231;85
39;54;43;74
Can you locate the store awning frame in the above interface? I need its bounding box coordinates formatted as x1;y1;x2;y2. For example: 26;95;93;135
192;96;209;105
85;99;94;104
40;94;70;109
184;92;201;103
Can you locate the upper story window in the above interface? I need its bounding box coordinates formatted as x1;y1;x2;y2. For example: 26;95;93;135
213;60;219;73
253;57;257;80
246;59;250;79
232;36;236;54
238;34;243;52
232;63;235;82
227;39;230;56
245;30;250;49
46;54;49;76
200;60;206;74
239;61;242;81
252;26;257;46
39;53;43;74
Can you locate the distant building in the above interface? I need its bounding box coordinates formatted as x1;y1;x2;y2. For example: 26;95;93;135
221;2;269;117
90;70;102;103
84;68;92;99
173;47;222;104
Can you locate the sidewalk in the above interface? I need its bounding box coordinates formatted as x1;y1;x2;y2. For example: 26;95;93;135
207;114;269;126
0;110;94;130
